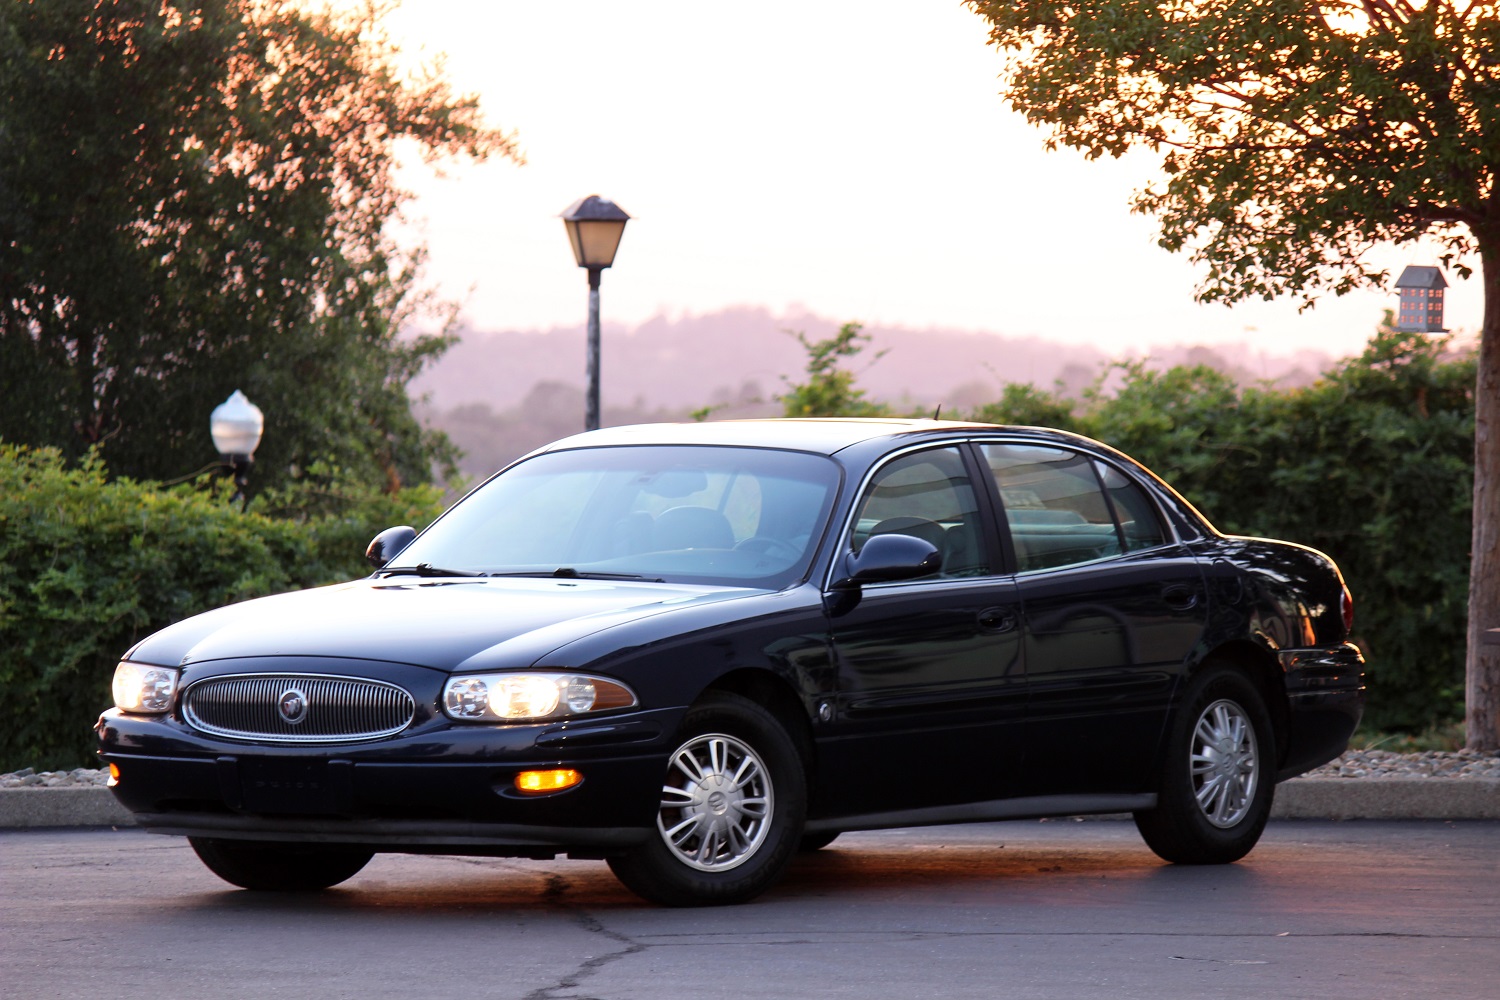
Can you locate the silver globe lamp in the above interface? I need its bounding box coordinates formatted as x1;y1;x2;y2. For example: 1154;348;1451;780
210;390;264;506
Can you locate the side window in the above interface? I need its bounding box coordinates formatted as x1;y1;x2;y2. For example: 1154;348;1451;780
1096;462;1167;552
851;446;990;579
981;444;1123;572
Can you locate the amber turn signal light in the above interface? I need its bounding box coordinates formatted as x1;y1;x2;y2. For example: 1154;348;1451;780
514;769;582;794
108;763;121;786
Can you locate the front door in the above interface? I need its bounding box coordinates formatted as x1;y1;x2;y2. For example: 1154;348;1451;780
821;445;1026;817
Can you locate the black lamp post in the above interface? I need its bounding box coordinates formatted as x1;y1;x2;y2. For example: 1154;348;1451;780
210;390;264;507
561;195;631;431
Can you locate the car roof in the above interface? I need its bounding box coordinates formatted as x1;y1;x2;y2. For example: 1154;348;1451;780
502;418;1217;538
531;418;1020;457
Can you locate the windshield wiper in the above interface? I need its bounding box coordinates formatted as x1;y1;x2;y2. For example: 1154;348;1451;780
376;563;486;578
485;568;665;582
552;567;664;582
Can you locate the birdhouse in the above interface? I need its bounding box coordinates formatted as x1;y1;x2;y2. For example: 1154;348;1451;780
1394;266;1448;332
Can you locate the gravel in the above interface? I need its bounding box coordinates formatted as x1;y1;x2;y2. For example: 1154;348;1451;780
2;767;112;789
5;750;1498;790
1300;748;1500;780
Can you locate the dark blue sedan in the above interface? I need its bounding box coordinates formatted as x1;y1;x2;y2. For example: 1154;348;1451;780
98;419;1364;905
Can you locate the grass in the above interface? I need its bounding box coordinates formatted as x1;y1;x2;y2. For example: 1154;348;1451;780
1348;720;1467;753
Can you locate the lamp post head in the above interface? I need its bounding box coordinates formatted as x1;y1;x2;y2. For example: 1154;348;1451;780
210;390;264;460
561;195;631;270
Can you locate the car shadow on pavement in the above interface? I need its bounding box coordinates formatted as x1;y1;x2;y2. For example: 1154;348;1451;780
156;838;1275;916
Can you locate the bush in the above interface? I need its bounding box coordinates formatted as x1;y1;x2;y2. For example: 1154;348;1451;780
1081;329;1474;729
0;445;446;771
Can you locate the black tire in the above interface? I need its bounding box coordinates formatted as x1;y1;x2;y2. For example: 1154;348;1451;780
798;831;841;852
1134;664;1275;865
607;692;807;906
189;838;373;891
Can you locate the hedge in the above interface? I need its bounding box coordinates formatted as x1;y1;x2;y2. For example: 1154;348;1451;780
0;445;446;771
972;327;1475;731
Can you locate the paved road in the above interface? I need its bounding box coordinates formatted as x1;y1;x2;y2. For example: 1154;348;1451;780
3;820;1497;1000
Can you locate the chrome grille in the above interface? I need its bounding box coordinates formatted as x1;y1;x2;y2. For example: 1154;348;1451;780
183;674;415;743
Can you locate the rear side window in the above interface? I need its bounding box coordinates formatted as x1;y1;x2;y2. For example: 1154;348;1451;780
981;444;1165;572
1097;462;1167;552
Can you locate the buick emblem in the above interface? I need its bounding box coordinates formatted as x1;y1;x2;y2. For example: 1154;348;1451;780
278;687;308;725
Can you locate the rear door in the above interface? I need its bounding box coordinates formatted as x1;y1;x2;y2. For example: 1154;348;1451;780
978;443;1208;797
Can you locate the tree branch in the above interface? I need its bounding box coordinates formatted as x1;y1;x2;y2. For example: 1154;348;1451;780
1361;0;1407;28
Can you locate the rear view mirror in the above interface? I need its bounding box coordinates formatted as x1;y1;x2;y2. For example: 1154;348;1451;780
641;468;709;498
832;533;941;589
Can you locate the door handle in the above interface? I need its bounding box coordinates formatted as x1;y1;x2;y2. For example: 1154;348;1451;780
978;607;1018;633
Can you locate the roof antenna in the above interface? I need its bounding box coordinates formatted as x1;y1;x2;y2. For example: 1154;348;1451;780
932;404;942;420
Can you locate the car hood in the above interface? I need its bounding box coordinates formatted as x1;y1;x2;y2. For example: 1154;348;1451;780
128;577;763;672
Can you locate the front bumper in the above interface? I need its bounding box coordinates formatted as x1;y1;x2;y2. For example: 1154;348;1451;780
1276;641;1365;781
97;705;685;855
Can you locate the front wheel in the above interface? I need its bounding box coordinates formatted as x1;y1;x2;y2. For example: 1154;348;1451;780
1134;665;1275;865
607;692;807;906
189;838;373;891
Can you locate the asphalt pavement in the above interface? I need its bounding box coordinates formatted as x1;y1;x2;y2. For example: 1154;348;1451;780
5;820;1497;999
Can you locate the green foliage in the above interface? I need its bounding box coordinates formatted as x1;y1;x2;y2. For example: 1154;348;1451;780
1351;721;1468;753
968;0;1500;749
0;0;517;493
966;0;1494;301
968;382;1079;431
1078;326;1475;730
778;323;892;418
0;444;446;771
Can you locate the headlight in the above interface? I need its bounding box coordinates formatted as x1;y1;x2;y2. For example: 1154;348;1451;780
442;672;637;723
112;662;180;714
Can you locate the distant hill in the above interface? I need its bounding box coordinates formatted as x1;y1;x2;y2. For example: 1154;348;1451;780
411;306;1335;480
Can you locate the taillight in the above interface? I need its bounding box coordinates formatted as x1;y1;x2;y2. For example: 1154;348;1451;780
1340;586;1354;635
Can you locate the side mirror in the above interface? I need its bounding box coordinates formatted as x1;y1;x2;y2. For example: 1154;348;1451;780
365;525;417;569
831;533;941;589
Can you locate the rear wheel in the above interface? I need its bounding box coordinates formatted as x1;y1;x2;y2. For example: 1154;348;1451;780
189;838;373;891
608;692;806;906
1134;665;1274;865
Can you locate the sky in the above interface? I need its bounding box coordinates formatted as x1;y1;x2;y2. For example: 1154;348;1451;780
377;0;1482;359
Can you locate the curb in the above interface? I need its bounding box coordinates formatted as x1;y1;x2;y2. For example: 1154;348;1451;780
3;778;1498;830
0;787;135;829
1271;777;1500;821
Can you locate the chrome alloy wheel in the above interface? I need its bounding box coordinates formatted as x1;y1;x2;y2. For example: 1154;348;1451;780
656;732;773;872
1189;698;1260;828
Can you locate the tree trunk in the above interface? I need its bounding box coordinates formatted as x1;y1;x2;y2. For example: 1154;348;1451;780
1467;244;1500;750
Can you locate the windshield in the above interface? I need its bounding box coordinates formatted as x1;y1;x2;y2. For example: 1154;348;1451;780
389;445;842;588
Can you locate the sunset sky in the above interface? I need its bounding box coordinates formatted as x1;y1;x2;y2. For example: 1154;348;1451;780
377;0;1480;359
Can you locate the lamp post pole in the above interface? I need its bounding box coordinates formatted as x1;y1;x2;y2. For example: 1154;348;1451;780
561;195;631;432
586;265;603;432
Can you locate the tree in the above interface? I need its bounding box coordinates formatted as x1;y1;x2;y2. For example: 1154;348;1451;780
967;0;1500;748
1079;324;1474;732
778;323;891;418
968;382;1079;431
0;0;518;493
